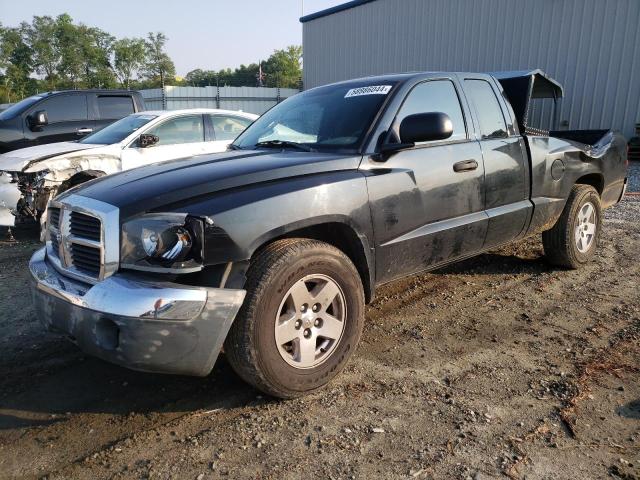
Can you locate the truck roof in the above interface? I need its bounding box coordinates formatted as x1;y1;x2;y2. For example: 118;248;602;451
319;69;562;91
36;89;142;95
314;69;564;133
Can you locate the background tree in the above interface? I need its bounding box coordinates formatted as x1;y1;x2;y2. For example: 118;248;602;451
0;24;33;101
143;32;175;87
0;13;302;103
263;45;302;88
113;37;146;89
234;63;260;86
0;23;8;74
55;13;84;88
24;16;61;89
78;26;116;88
184;46;303;89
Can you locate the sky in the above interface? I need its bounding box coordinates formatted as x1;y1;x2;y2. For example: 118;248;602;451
0;0;345;76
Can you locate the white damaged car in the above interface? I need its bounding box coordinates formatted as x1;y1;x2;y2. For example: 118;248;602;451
0;108;257;235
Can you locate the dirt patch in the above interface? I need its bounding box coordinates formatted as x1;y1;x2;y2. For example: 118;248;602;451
0;198;638;480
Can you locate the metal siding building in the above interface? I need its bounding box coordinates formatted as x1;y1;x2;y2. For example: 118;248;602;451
302;0;640;139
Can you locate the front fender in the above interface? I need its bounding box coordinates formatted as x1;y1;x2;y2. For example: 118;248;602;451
180;170;374;267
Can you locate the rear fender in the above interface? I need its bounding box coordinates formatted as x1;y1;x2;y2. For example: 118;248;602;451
526;131;626;234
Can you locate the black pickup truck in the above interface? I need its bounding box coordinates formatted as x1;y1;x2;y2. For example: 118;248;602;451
0;89;145;153
29;70;627;398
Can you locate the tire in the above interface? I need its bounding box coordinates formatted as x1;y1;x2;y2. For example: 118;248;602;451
57;170;105;195
542;184;602;269
224;238;365;398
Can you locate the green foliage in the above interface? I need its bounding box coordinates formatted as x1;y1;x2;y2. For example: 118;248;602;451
113;38;146;89
184;46;302;89
263;45;302;88
0;23;34;101
24;16;60;88
0;15;170;101
79;26;117;89
142;32;176;86
0;13;302;104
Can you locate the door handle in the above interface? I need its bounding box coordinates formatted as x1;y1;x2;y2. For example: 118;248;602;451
453;159;478;172
76;128;93;135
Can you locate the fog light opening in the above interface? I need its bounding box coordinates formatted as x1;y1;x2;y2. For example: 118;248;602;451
95;318;120;350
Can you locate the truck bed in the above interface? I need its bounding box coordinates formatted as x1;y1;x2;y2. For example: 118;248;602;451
549;129;610;147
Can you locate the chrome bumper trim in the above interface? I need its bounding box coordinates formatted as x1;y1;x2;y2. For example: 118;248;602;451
29;247;246;376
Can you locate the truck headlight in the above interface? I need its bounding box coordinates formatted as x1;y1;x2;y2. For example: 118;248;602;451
142;225;192;262
121;213;204;273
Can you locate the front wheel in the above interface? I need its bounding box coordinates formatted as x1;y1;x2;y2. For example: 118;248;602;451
542;184;602;269
224;238;365;398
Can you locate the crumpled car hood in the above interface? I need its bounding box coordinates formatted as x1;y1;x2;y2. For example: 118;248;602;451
0;142;105;172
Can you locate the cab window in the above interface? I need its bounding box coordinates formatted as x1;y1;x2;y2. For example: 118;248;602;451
464;79;508;139
97;96;135;120
33;94;88;123
396;80;467;142
146;115;205;145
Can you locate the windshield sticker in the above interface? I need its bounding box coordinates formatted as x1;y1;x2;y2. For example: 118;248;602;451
344;85;392;98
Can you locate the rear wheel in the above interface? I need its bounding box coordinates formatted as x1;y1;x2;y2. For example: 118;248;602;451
224;238;365;398
542;184;602;269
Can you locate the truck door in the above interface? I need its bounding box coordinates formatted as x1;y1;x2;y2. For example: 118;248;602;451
23;93;93;145
364;78;487;284
462;78;530;248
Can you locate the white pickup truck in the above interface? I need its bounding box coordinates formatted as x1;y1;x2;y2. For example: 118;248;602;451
0;108;257;232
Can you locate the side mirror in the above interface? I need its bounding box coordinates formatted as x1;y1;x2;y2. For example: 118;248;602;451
378;112;454;157
139;133;159;148
28;110;48;130
399;112;453;143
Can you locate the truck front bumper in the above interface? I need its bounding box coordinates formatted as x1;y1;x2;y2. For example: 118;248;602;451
29;247;246;376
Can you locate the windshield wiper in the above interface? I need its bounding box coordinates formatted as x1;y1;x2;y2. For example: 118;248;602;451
254;140;315;152
228;143;244;150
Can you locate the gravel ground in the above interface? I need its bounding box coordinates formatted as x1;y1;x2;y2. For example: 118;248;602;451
627;161;640;192
0;178;638;479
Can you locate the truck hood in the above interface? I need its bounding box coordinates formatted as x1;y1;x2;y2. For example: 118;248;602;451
68;150;362;218
0;142;105;172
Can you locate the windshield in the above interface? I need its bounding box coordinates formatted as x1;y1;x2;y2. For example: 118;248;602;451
0;95;44;121
79;114;158;145
233;82;397;152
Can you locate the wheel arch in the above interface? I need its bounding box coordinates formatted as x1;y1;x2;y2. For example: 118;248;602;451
575;172;604;195
250;220;375;304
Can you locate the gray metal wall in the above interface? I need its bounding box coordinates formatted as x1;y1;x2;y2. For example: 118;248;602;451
303;0;640;139
140;86;300;114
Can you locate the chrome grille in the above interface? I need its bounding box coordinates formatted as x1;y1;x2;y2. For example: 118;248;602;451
70;212;101;241
69;243;101;276
67;212;102;278
49;207;61;228
46;195;119;284
48;207;61;255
